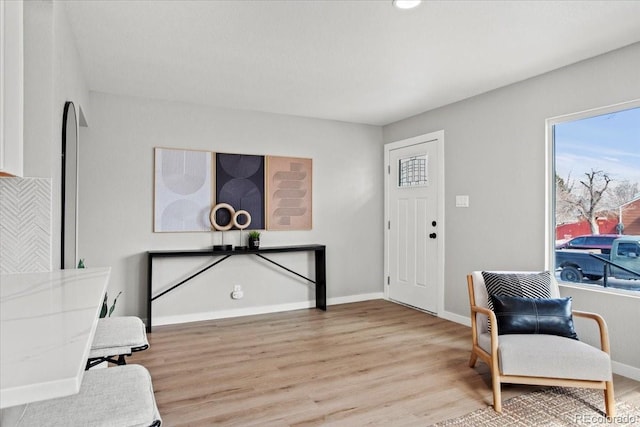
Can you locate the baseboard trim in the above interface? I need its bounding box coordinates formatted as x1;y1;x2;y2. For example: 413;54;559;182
439;310;471;327
153;302;314;327
152;293;385;327
328;292;384;305
612;360;640;381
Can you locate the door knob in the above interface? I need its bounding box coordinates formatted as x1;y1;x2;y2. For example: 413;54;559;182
429;233;437;239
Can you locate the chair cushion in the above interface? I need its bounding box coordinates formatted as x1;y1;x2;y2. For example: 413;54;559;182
478;333;611;381
12;364;161;426
482;271;552;331
90;316;149;358
490;295;578;339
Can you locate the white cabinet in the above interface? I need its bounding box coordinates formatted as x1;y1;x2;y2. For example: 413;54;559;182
0;0;24;177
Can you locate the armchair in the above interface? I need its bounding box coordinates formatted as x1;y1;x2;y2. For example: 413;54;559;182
467;271;615;416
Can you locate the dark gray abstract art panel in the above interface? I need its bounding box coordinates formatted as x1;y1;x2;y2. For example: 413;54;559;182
216;153;264;230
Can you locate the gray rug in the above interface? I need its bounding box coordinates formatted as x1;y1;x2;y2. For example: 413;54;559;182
430;387;640;426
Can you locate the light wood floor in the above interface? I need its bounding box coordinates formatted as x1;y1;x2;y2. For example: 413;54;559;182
131;300;640;426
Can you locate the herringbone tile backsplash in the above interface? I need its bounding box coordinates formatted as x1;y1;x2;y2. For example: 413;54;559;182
0;177;52;273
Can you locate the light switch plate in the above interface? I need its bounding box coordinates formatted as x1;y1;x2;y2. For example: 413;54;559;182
456;195;470;208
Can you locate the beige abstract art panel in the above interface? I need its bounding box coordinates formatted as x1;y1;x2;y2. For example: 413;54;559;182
266;156;312;230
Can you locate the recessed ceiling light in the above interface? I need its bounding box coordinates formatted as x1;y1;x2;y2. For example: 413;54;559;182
393;0;422;10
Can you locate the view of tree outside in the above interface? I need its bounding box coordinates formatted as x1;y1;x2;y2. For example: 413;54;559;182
554;106;640;291
555;107;640;235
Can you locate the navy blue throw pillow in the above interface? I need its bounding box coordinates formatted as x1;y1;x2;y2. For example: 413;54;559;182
489;295;578;340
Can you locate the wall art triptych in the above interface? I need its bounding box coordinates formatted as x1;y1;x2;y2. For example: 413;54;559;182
154;148;312;233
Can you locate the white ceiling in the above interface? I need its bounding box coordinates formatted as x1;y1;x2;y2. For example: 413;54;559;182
62;0;640;126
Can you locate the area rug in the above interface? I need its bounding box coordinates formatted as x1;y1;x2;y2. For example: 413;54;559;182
430;387;640;426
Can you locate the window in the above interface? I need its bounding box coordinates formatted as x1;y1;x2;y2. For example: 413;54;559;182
398;154;428;187
549;101;640;293
571;237;586;246
617;243;639;257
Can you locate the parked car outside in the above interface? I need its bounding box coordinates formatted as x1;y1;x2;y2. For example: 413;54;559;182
555;234;622;254
555;236;640;282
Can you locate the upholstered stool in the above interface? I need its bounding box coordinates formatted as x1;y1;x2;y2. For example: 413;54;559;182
87;316;149;369
4;364;161;427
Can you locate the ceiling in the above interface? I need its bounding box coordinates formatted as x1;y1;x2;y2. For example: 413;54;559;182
62;1;640;126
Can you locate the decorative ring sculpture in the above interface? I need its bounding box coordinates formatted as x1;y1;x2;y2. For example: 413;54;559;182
210;203;235;231
233;210;251;230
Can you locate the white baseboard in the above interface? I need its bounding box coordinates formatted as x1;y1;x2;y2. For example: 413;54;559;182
612;361;640;381
439;310;471;327
153;301;314;327
152;293;384;327
328;292;384;305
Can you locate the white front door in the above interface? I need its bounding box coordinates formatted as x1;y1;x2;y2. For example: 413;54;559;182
385;132;443;314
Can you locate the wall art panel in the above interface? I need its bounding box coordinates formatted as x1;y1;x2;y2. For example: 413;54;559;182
154;148;212;232
215;153;264;230
266;156;312;230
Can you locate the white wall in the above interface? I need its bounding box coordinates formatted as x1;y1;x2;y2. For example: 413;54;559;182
0;0;24;177
561;285;639;379
383;42;640;376
78;92;383;322
23;0;89;269
23;0;53;179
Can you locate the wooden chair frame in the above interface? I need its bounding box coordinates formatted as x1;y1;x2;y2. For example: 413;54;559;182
467;274;615;416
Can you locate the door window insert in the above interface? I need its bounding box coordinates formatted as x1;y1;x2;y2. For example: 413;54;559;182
398;154;428;187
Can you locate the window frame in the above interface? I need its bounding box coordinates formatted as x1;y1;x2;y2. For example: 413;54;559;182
545;98;640;297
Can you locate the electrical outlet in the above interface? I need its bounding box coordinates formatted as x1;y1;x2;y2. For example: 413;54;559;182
231;285;243;300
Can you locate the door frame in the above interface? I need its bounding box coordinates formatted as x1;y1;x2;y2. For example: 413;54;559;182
384;130;445;315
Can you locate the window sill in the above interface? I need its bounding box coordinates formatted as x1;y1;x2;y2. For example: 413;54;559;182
558;281;640;299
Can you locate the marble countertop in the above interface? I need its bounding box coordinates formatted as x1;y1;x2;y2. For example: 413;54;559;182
0;268;111;408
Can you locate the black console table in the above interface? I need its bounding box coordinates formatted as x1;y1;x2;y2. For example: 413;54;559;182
147;244;326;332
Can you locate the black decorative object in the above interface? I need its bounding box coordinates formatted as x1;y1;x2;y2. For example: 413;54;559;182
61;101;78;268
248;230;260;249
